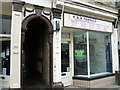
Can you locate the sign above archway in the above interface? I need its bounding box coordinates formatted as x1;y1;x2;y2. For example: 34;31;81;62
64;13;112;32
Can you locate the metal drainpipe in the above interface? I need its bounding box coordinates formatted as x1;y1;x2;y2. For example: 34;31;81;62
116;6;120;85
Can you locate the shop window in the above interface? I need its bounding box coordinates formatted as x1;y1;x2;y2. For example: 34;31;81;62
0;14;11;76
0;15;11;34
74;31;112;77
0;37;10;75
0;12;11;75
89;32;112;75
0;2;12;89
74;31;88;75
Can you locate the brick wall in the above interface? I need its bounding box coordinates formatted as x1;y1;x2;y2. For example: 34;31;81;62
73;76;115;88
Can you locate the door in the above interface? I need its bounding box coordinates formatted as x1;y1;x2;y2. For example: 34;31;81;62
61;41;72;86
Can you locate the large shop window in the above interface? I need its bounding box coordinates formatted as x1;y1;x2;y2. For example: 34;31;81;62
74;31;112;77
0;15;11;76
74;31;88;75
0;2;12;89
0;39;10;75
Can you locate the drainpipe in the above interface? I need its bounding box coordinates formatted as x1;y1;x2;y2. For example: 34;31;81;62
119;8;120;71
115;0;120;85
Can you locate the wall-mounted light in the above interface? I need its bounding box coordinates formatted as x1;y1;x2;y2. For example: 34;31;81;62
115;0;119;8
54;21;60;32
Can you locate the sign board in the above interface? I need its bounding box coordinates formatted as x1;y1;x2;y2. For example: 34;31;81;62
75;50;85;57
21;0;52;8
64;13;113;32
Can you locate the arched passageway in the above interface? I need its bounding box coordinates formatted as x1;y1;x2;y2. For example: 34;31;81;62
21;14;53;88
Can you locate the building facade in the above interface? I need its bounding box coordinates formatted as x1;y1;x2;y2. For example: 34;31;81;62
0;0;119;89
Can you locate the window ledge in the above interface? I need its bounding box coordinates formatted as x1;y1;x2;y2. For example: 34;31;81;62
73;73;115;81
0;34;11;37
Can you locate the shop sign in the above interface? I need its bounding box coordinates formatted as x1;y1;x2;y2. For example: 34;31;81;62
75;50;85;57
64;13;112;32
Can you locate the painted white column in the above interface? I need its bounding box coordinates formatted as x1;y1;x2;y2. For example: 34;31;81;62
53;18;62;82
111;28;119;73
10;11;23;88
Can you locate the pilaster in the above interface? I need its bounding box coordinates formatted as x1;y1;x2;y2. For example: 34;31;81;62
52;8;64;88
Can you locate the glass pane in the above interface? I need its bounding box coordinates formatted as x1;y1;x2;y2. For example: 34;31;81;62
61;43;69;72
0;38;10;75
0;15;2;34
74;31;88;75
89;31;112;75
0;2;12;89
61;33;70;39
0;2;12;34
0;15;11;34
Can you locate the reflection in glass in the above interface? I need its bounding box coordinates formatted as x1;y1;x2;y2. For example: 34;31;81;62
0;38;10;75
0;15;11;34
74;31;88;75
89;32;112;75
74;31;112;77
61;43;69;72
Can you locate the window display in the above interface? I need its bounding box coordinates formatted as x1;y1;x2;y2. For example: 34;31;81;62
0;38;10;75
0;14;11;76
89;32;112;75
74;31;88;75
74;31;112;77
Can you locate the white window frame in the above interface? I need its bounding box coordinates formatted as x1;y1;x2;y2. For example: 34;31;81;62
74;30;113;77
86;31;90;77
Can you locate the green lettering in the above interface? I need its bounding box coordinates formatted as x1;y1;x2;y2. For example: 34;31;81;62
75;50;85;56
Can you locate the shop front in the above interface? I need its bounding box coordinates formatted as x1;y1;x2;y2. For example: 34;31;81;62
61;12;119;87
0;2;12;89
0;0;63;89
0;0;119;89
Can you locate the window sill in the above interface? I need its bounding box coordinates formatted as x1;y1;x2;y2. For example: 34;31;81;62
0;34;11;37
73;73;115;81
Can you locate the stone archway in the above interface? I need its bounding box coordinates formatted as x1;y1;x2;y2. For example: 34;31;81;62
21;14;53;88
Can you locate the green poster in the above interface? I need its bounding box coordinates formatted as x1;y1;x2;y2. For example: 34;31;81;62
75;50;85;56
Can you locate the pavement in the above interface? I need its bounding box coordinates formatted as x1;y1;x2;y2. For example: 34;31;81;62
102;84;120;88
65;84;120;90
1;84;120;90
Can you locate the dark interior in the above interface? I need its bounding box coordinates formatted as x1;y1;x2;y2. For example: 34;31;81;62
23;17;49;88
1;40;10;75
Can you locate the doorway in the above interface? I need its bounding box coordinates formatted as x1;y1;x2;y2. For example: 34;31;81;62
61;41;72;86
21;15;53;88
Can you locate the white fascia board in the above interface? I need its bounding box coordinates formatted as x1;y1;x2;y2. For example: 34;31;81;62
68;0;118;14
57;1;117;19
57;0;118;14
